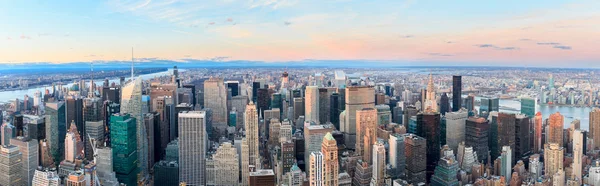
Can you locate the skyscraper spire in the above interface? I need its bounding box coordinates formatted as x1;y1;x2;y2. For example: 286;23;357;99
427;72;434;94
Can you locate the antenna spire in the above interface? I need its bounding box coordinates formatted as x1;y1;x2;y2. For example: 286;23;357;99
131;47;134;79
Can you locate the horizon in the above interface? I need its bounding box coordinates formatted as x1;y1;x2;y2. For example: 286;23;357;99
0;0;599;67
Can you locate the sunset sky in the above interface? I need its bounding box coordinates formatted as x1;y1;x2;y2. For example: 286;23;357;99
0;0;599;67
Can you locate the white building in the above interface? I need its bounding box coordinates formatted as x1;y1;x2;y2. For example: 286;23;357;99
211;142;239;186
121;78;148;179
305;86;319;123
309;152;323;186
445;109;468;151
178;111;207;186
32;169;60;186
10;137;38;186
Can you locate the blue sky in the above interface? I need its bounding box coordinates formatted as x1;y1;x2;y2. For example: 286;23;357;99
0;0;599;67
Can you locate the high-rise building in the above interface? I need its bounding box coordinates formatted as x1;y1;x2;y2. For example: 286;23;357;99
10;136;38;186
204;77;228;127
431;150;460;186
211;142;239;186
376;104;392;126
500;146;512;182
32;169;60;186
404;134;426;185
241;138;249;186
371;142;386;186
497;113;516;164
389;133;406;180
84;121;104;161
515;114;530;160
548;112;564;144
231;95;248;130
292;97;304;121
330;92;340;129
110;114;138;186
465;117;489;164
249;169;276;186
281;140;295;176
1;122;15;146
520;97;535;118
245;102;260;168
445;109;468;151
318;88;336;124
64;171;85;186
0;145;24;186
226;81;240;97
572;129;583;183
178;111;207;186
479;98;499;118
457;143;477;173
416;111;441;182
321;132;338;186
544;143;564;176
589;160;600;186
343;86;375;149
305;86;319;123
356;108;377;161
529;154;543;180
590;108;600;149
452;76;461;112
120;78;148;181
45;101;66;167
304;124;333;173
353;161;373;186
287;163;303;186
534;112;543;153
65;96;84;140
154;161;179;186
309;152;323;186
440;93;450;116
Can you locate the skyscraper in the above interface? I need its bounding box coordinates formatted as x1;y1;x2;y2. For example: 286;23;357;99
356;108;377;160
371;142;386;186
45;101;66;167
544;143;564;176
389;133;406;180
404;134;426;185
344;86;375;149
590;108;600;149
120;78;148;180
0;145;24;186
321;133;338;186
65;96;84;139
572;129;583;183
440;93;450;116
10;136;38;186
304;124;333;173
548;112;564;144
1;122;15;146
425;73;438;112
501;146;512;182
445;109;468;151
178;111;207;186
497;112;516;163
431;150;460;186
417;111;441;182
330;92;340;129
211;142;239;186
204;77;228;127
245;102;260;168
465;117;489;164
110;114;138;186
515;114;531;160
305;86;319;123
452;75;462;112
309;152;323;186
534;112;543;153
520;97;535;118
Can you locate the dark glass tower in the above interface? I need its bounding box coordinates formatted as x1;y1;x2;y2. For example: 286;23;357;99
330;93;340;130
498;113;516;164
110;114;139;186
452;76;462;112
440;93;450;116
466;117;490;164
416;111;441;183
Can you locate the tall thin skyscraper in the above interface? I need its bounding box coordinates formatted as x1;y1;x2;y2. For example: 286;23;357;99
120;78;148;180
424;73;437;112
305;86;319;123
45;101;65;167
110;114;138;186
465;117;489;164
389;134;406;180
355;108;377;160
309;152;323;186
548;112;564;144
497;112;516;164
590;108;600;149
501;146;512;182
178;111;207;186
417;111;441;182
245;102;260;168
452;76;462;112
573;129;583;183
440;93;450;116
544;143;564;176
343;86;375;150
534;112;543;153
321;133;338;186
371;142;386;186
204;77;228;127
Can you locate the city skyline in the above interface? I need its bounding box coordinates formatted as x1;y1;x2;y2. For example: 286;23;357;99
0;0;599;67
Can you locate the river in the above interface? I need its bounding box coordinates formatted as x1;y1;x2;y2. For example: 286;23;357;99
0;69;173;103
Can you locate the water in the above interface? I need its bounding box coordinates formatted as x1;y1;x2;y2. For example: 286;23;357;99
0;69;173;103
476;98;594;130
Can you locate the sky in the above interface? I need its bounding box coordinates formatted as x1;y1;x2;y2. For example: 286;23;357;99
0;0;599;67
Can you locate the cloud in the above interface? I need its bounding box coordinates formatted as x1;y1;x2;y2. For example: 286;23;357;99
209;56;229;61
249;0;298;9
172;29;192;35
519;38;532;41
209;22;215;25
226;18;233;22
426;53;453;57
6;37;11;40
445;41;455;44
284;21;292;26
64;32;71;37
38;33;51;37
537;42;561;45
400;35;414;38
20;34;31;40
131;0;152;10
474;44;519;50
553;45;572;50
